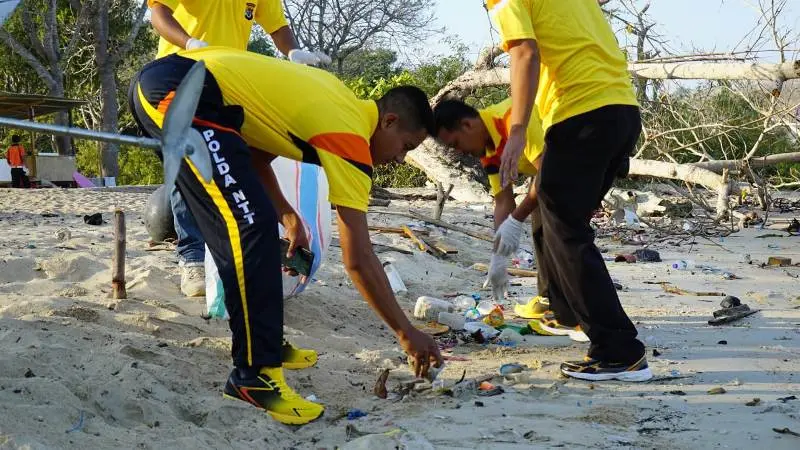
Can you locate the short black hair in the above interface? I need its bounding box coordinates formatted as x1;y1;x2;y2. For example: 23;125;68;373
11;135;21;144
377;86;435;136
433;100;479;134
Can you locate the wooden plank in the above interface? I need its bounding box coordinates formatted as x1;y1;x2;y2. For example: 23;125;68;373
369;225;429;236
419;235;448;258
402;225;445;258
429;239;458;254
472;263;537;277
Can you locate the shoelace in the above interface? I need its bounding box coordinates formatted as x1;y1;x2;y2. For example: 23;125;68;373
263;375;302;401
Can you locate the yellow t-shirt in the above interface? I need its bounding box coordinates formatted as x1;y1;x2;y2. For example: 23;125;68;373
150;0;288;58
487;0;638;131
181;48;376;212
478;98;544;196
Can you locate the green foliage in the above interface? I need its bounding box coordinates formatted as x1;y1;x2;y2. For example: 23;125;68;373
338;48;401;83
248;27;277;57
117;146;164;185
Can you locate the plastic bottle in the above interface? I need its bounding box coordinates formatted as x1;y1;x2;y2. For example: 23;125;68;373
463;321;500;338
476;301;496;316
414;296;454;321
437;311;465;330
513;248;535;269
671;260;695;270
454;295;476;311
464;308;482;322
382;262;407;294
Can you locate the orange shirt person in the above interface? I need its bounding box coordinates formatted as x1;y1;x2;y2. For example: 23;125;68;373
6;135;29;188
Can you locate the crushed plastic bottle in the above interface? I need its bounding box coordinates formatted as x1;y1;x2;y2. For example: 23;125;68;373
454;295;476;311
512;248;535;269
672;260;695;270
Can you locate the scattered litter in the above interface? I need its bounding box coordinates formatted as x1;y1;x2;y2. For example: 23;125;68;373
669;390;687;396
615;254;637;263
745;398;761;406
718;340;728;345
513;248;535;270
474;401;485;407
722;272;740;280
499;363;525;377
633;249;661;262
24;368;35;378
454;295;476;311
437;311;465;330
767;256;792;267
720;296;741;308
477;381;504;396
382;262;407;294
482;305;505;328
778;396;797;403
709;303;759;326
708;387;726;395
613;281;624;291
305;394;319;403
464;321;500;339
373;368;390;399
786;218;800;233
772;427;800;438
414;296;453;321
346;409;368;420
652;349;662;357
83;213;103;225
65;410;86;433
651;282;726;297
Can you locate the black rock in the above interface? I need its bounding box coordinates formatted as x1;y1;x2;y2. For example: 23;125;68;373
720;296;741;309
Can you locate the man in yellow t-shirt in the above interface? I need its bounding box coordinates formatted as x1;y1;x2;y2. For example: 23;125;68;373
483;0;650;382
148;0;331;301
129;48;442;425
433;98;588;343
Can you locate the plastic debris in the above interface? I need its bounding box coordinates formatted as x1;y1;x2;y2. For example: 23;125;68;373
633;249;661;262
347;409;368;420
708;387;727;395
499;363;525;377
65;410;86;433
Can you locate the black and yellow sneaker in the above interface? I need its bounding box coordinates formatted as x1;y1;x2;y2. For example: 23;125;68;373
282;340;318;370
560;355;653;382
528;314;590;343
513;296;550;319
223;366;324;425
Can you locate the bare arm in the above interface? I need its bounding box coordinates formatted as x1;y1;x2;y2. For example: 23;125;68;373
337;205;443;376
493;186;517;229
269;26;300;57
507;39;541;137
150;3;192;49
510;156;543;222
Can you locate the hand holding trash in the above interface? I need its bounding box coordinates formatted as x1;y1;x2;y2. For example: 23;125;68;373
398;327;443;378
484;253;509;300
185;38;209;50
494;215;524;257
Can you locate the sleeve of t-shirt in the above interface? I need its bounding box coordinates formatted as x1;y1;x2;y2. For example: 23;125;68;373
488;0;537;51
308;133;372;212
148;0;180;10
255;0;289;34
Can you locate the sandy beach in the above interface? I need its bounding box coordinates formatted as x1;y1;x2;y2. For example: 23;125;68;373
0;186;798;449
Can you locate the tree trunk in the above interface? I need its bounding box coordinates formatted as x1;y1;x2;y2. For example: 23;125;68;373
406;138;489;202
629;60;800;81
692;151;800;172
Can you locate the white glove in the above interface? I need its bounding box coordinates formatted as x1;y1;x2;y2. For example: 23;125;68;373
494;216;524;257
483;253;509;301
186;38;209;50
288;49;332;65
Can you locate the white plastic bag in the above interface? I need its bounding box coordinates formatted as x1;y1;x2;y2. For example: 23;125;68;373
205;157;332;319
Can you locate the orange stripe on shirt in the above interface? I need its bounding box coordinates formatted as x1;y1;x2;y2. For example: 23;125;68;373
308;133;372;166
156;91;176;116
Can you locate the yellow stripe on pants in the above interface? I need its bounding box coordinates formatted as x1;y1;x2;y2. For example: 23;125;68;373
136;82;254;366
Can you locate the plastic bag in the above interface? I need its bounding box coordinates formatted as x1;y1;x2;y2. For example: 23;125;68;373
205;157;332;319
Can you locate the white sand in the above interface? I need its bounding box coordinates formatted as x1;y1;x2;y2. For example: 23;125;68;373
0;186;798;449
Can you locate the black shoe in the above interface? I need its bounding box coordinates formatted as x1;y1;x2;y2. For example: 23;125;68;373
560;355;653;382
223;366;323;425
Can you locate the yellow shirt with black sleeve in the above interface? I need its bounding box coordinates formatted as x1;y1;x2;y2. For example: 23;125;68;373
180;48;376;212
478;98;545;196
486;0;638;131
150;0;288;58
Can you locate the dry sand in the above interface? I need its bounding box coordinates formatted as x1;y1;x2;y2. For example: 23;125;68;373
0;186;798;449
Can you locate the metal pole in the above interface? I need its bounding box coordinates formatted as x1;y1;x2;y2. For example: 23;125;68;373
0;116;161;150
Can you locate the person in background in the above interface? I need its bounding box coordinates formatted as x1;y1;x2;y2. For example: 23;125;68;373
6;135;30;188
433;98;588;343
483;0;651;382
147;0;331;298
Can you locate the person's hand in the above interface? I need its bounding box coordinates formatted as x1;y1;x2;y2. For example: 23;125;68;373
483;253;509;301
288;49;332;65
185;38;209;50
494;215;524;257
500;128;526;188
280;210;310;279
398;326;443;378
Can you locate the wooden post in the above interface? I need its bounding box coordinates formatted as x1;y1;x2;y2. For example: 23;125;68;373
112;209;127;299
433;182;454;221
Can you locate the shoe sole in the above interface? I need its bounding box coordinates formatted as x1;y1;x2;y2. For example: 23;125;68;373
561;366;653;382
568;330;590;343
282;359;317;370
222;393;323;425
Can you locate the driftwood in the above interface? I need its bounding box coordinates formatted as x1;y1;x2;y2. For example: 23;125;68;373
472;263;538;278
112;209;127;299
402;225;445;258
368;198;391;207
434;182;455;220
409;210;494;242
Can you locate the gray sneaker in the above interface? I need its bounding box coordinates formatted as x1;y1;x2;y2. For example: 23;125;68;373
180;262;205;297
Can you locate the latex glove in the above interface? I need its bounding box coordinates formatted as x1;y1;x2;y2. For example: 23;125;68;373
186;38;209;50
483;253;509;301
288;49;332;65
494;215;524;257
